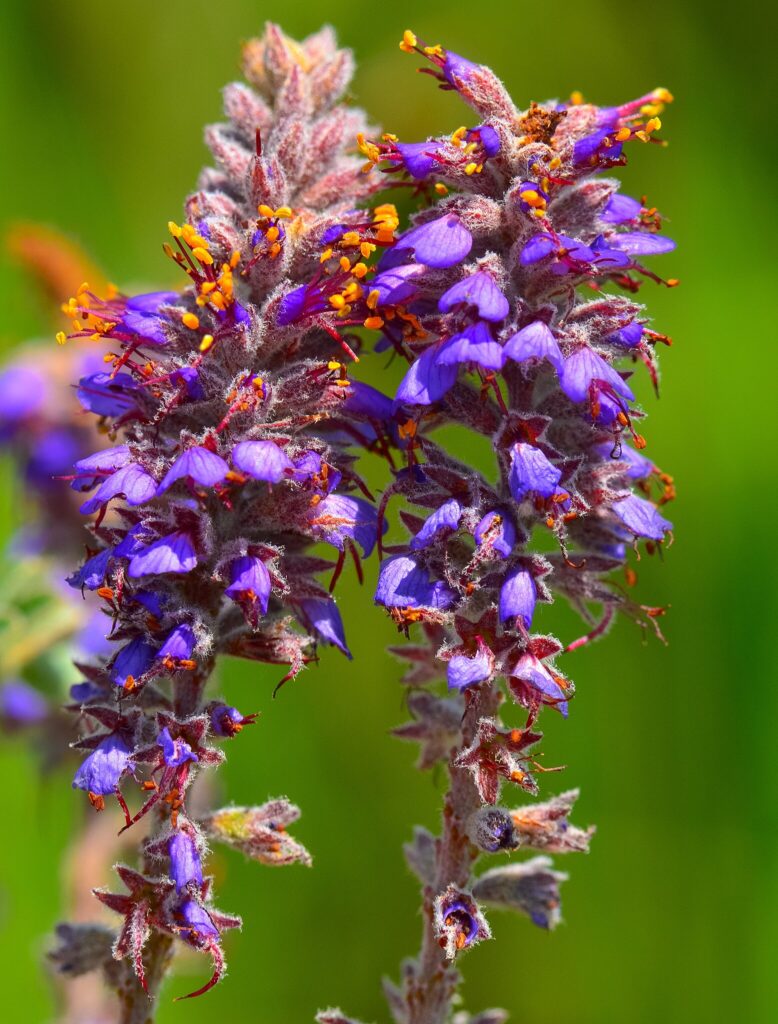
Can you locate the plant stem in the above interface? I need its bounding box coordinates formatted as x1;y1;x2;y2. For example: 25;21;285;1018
404;686;500;1024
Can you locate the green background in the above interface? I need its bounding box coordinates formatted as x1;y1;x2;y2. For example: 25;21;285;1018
0;1;774;1021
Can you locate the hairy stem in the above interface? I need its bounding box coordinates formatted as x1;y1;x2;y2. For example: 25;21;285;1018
405;686;500;1024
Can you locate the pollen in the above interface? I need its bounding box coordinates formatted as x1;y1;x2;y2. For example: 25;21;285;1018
199;334;215;352
400;29;418;52
182;313;200;329
55;330;67;345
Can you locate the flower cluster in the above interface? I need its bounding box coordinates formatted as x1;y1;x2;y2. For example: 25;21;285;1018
342;30;673;1024
57;24;392;1006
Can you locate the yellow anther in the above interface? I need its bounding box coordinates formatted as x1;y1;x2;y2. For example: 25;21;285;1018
258;204;275;218
615;127;632;142
182;313;200;329
451;126;467;147
652;87;674;104
640;103;663;118
356;133;380;164
168;221;182;237
230;250;241;268
339;256;352;272
269;242;282;258
343;281;363;302
320;247;334;263
266;226;280;242
210;292;226;309
464;162;479;175
645;116;662;133
55;330;67;345
423;44;443;57
199;334;214;352
196;295;208;307
76;281;90;296
374;203;398;217
329;294;346;310
274;206;292;219
200;281;216;294
435;183;449;195
253;376;264;389
569;90;584;105
360;242;376;259
549;156;562;170
341;231;360;247
192;246;214;265
335;378;351;387
162;242;176;260
103;352;115;363
400;29;418;52
635;130;650;143
382;133;399;143
366;289;380;310
352;262;368;279
463;141;477;155
327;360;342;371
363;316;384;330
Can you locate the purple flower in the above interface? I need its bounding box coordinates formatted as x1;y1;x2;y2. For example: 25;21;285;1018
438;272;509;322
225;556;271;615
310;493;381;557
395;345;458;406
343;381;395;421
441;50;479;87
499;566;537;628
157;624;196;663
606;232;675;256
155;446;229;495
74;445;132;476
559;347;635;404
67;548;112;590
0;366;47;424
447;648;492;691
297;597;352;657
436;322;505;371
609;321;644;348
72;734;131;795
396;141;442;179
76;372;139;417
111;637;156;687
502;321;564;374
593;442;654;480
121;291;179;345
128;531;198;577
509;443;562;501
370;263;426;306
177;899;218;939
79;463;157;514
159;726;199;767
601;193;642;224
0;680;48;724
573;128;623;166
410;499;462;550
468;124;500;157
276;282;329;326
512;653;569;716
474;510;516;559
168;832;203;892
394;215;473;268
519;233;557;265
611;494;672;539
375;555;456;610
231;440;294;482
210;704;249;737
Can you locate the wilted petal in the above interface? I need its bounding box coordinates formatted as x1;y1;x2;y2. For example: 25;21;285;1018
474;510;516;559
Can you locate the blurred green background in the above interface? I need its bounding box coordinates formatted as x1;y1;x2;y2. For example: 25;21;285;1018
0;1;775;1021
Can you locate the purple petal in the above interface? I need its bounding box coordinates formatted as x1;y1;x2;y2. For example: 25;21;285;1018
159;726;199;767
509;443;562;501
79;463;157;514
607;232;675;256
72;734;131;795
111;637;156;686
297;597;352;658
343;381;395;421
67;548;112;590
168;832;203;892
177;899;218;938
396;141;441;179
158;624;196;662
559;347;635;404
442;50;479;86
438;272;509;322
0;680;48;723
612;494;672;539
375;555;456;610
601;194;642;224
77;372;139;416
447;649;492;691
309;494;381;557
609;321;644;348
125;290;179;314
474;510;516;559
520;234;556;265
436;322;505;371
231;440;295;483
410;499;462;550
503;321;564;374
128;532;198;577
225;556;271;613
156;446;229;494
394;215;473;269
499;567;537;628
395;345;458;406
592;442;654;480
470;123;500;157
74;445;132;474
370;263;426;306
